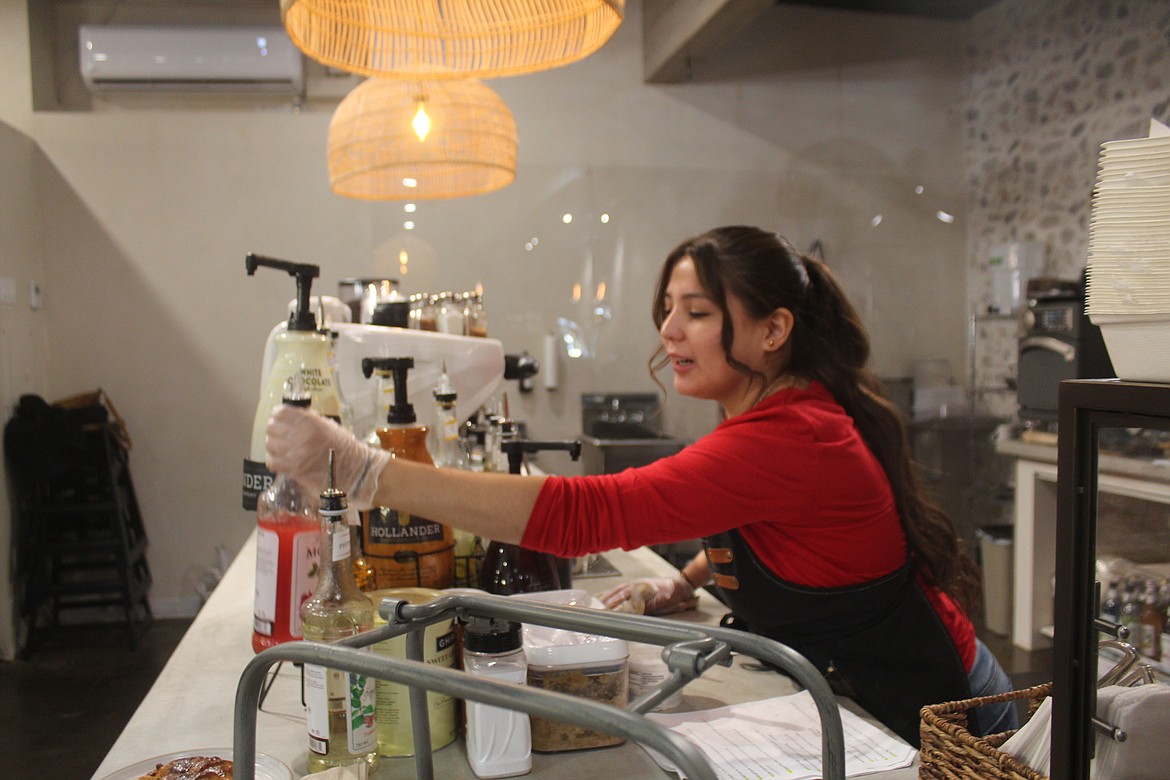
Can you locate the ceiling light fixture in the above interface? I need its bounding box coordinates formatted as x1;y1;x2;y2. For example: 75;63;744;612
328;78;517;201
281;0;625;80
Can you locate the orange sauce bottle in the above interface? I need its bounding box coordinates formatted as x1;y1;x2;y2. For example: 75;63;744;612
359;357;455;589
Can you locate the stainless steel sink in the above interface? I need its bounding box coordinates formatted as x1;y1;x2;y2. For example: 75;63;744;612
580;432;687;475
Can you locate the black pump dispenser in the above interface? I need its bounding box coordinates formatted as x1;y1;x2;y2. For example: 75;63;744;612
245;253;320;332
361;357;416;425
501;440;582;476
478;439;582;595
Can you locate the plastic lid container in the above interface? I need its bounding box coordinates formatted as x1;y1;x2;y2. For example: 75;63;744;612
628;642;683;710
509;589;629;668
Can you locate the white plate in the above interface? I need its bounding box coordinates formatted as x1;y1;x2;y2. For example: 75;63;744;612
96;748;293;780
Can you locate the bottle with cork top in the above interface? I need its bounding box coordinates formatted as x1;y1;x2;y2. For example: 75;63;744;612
360;356;456;589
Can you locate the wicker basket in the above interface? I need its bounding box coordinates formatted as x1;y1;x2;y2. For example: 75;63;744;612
919;682;1052;779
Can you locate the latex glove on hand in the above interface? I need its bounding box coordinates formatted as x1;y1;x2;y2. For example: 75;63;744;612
265;405;391;510
599;572;699;616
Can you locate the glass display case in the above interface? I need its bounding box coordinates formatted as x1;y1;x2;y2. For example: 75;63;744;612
1052;380;1170;778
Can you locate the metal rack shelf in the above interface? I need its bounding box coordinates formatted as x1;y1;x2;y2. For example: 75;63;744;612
1053;379;1170;779
233;591;848;780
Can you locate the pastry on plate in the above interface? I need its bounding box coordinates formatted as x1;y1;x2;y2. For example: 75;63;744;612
136;756;233;779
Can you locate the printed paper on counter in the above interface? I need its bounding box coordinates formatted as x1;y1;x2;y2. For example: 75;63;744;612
641;690;916;780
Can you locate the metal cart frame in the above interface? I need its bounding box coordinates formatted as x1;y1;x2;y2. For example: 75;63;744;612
234;591;848;780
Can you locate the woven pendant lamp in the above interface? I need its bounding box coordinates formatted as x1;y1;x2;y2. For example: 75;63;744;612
281;0;624;80
328;77;518;200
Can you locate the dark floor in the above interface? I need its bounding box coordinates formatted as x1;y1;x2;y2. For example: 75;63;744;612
0;618;193;780
0;617;1050;780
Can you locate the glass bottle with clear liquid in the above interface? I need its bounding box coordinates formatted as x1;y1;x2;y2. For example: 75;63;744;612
301;453;379;774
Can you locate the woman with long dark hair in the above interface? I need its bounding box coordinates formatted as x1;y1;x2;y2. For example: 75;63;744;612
265;225;1016;745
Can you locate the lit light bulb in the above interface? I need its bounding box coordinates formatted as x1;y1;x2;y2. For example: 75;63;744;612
412;101;431;141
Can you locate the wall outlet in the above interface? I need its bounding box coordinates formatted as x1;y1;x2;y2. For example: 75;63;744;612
28;281;42;310
0;276;17;305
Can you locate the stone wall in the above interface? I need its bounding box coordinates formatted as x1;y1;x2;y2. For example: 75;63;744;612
965;0;1170;418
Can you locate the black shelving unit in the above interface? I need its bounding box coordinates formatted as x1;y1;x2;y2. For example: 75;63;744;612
1052;379;1170;779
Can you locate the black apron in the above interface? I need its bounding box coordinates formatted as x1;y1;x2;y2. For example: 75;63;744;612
703;529;971;746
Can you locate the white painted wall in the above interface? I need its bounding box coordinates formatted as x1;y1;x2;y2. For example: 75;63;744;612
2;1;969;645
0;0;50;660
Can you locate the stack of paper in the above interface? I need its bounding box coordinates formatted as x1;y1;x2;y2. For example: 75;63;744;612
641;690;916;780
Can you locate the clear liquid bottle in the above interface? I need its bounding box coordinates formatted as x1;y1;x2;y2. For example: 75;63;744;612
252;380;320;654
429;363;481;586
430;362;468;471
464;617;531;779
301;454;379;774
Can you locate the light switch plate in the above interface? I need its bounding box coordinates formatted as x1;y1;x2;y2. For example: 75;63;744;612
28;281;41;310
0;276;17;305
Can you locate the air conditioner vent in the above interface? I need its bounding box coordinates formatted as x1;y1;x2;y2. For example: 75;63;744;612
79;25;304;94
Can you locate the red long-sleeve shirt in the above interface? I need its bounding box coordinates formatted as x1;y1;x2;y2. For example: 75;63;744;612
522;382;975;670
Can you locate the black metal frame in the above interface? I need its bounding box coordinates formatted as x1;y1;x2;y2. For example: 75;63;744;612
1053;379;1170;779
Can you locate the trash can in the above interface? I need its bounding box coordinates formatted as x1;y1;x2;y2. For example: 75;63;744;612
977;525;1014;636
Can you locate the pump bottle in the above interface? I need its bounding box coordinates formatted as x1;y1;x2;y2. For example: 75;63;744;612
301;452;379;774
360;357;456;589
478;439;582;596
252;377;320;653
242;254;343;511
429;362;482;586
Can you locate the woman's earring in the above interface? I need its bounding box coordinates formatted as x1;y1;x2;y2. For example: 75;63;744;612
767;340;775;348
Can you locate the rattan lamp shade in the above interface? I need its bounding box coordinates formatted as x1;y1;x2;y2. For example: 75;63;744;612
328;78;517;200
281;0;624;80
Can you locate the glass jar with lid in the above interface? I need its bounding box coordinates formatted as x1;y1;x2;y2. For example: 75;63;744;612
465;290;488;338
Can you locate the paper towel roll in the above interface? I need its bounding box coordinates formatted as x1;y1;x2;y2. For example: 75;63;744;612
543;333;559;390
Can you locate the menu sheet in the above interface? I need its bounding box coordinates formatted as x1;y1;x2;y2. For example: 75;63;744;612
642;690;916;780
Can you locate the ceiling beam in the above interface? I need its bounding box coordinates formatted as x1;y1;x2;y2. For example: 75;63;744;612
642;0;775;84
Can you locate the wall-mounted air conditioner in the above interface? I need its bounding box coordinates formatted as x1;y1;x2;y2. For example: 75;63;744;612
79;25;304;94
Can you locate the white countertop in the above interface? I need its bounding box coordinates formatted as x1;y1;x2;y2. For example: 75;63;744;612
997;436;1170;483
92;531;918;780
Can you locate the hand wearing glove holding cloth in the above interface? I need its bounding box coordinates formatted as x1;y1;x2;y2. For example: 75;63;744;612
268;225;1016;747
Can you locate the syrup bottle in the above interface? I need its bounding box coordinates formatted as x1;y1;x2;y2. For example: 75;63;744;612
360;357;455;589
477;439;582;596
252;376;320;654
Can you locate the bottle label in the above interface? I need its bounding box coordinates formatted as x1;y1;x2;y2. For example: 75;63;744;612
253;527;279;636
362;508;454;589
365;508;446;545
332;521;352;562
305;663;378;756
242;459;275;511
289;530;321;638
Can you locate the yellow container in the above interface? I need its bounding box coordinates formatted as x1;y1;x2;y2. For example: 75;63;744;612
370;588;458;757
